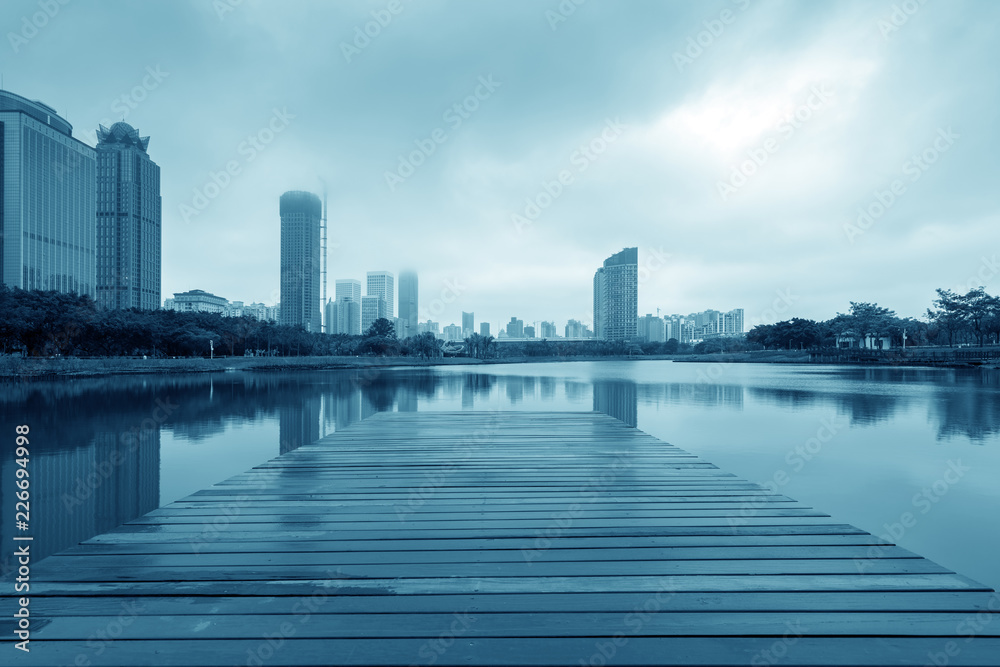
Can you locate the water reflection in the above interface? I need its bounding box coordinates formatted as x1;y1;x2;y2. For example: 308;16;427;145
2;362;998;582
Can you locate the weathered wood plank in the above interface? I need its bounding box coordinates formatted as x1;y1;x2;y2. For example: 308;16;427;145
6;411;993;667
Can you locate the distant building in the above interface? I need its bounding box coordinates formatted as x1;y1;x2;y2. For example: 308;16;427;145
329;279;362;335
279;191;322;332
361;295;387;333
166;289;228;314
565;319;586;338
443;324;462;341
480;322;490;337
540;321;557;338
367;271;394;319
335;279;362;305
724;308;745;334
328;299;361;335
226;301;277;322
593;247;638;341
418;320;440;336
0;90;97;296
524;325;536;338
398;270;418;338
638;314;666;342
462;311;474;337
506;317;524;338
95;122;161;311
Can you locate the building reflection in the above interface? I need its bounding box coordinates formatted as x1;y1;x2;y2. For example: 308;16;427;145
593;380;638;427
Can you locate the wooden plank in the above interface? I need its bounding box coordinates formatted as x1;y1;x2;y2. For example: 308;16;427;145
25;590;1000;616
5;411;994;667
10;638;1000;667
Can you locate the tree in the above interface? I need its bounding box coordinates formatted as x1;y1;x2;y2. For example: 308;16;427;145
829;302;897;348
364;318;396;339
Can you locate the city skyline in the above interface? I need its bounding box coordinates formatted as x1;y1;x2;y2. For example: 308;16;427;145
2;2;998;328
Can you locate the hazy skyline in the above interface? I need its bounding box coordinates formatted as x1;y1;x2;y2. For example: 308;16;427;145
4;0;998;330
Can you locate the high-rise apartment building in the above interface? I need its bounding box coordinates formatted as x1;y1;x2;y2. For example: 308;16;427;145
462;311;474;336
593;247;638;341
638;314;666;342
329;279;362;335
95;122;161;310
279;191;322;332
1;90;96;296
367;271;394;319
480;322;490;337
506;317;524;338
398;270;418;339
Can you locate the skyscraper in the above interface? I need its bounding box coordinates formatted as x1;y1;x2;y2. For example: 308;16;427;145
95;122;161;310
1;90;96;296
279;191;322;332
593;247;638;341
462;311;474;336
361;295;387;332
398;270;418;339
367;271;394;319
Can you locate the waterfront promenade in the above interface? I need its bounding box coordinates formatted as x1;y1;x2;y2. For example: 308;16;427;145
7;411;1000;665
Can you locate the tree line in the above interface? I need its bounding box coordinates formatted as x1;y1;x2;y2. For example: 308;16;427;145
0;286;443;359
747;290;1000;350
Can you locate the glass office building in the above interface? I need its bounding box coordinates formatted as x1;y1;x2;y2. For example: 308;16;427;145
279;191;322;332
1;90;97;296
96;122;161;310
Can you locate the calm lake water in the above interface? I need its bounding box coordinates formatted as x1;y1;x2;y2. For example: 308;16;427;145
1;360;998;591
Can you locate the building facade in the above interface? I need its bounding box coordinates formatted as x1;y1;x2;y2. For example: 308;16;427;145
480;322;490;337
279;191;322;332
506;317;524;338
367;271;394;319
165;289;228;313
397;270;418;339
593;247;638;341
95;122;161;310
638;314;666;342
462;311;474;337
361;295;386;333
0;90;97;296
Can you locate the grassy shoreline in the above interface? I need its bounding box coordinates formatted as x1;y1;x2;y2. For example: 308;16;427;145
1;349;995;380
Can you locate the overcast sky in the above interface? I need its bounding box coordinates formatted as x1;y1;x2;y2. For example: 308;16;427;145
4;0;998;331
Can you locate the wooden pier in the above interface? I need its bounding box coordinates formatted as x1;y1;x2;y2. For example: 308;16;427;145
10;411;1000;665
